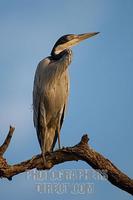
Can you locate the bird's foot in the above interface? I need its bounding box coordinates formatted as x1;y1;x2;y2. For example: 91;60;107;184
46;151;53;156
37;161;52;170
43;162;52;169
42;154;52;169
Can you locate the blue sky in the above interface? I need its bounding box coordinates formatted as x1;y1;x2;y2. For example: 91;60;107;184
0;0;133;199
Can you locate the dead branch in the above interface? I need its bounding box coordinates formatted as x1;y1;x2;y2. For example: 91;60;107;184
0;126;15;156
0;126;133;195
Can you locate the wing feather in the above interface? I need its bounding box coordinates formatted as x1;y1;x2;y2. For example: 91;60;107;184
33;58;50;147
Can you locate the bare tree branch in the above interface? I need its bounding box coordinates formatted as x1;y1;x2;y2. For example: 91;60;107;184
0;126;15;156
0;127;133;195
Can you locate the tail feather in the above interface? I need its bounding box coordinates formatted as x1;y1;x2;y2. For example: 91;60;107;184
51;130;58;151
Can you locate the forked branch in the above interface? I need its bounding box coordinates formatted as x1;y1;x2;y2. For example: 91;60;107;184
0;126;133;195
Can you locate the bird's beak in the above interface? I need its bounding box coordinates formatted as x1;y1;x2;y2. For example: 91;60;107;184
77;32;100;43
66;32;100;49
67;32;100;48
54;32;99;55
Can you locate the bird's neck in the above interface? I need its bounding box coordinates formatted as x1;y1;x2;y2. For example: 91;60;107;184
51;49;72;65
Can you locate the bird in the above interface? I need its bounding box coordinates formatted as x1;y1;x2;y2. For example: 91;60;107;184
33;32;99;167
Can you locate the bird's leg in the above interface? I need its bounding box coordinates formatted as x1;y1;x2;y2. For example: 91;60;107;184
41;139;47;167
42;148;47;165
40;127;49;169
57;127;61;149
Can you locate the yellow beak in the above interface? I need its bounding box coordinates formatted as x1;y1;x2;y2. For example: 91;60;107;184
77;32;100;42
55;32;99;54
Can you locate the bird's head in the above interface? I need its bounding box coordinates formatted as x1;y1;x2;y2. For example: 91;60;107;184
51;32;99;58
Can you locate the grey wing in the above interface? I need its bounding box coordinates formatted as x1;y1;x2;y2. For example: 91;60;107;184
33;61;47;147
33;66;40;129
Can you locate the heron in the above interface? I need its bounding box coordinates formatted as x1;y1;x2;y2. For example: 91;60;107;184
33;32;99;167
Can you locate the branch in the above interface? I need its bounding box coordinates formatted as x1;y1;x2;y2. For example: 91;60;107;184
0;126;15;156
0;127;133;196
